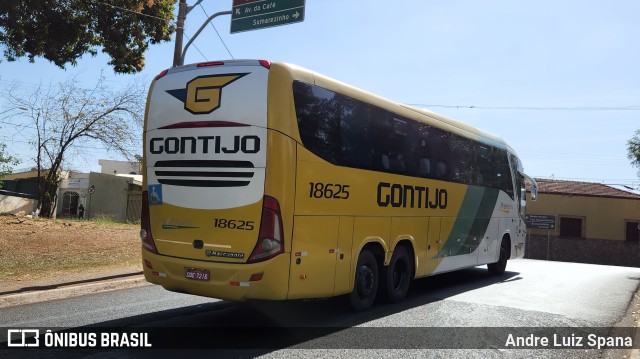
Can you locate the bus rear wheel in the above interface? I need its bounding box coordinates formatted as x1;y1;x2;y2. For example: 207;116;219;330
381;246;412;303
349;249;379;312
488;237;509;275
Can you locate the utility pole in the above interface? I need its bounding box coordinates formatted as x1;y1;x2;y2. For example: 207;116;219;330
172;0;187;67
173;0;219;67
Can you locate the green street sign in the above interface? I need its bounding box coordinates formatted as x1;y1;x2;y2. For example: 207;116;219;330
231;0;305;34
526;214;556;230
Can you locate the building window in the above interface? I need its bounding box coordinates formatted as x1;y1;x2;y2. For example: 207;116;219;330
626;221;640;242
560;217;583;238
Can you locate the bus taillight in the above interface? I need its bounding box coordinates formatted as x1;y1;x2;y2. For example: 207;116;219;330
259;60;271;69
140;191;159;254
248;196;283;263
154;69;168;80
197;61;225;67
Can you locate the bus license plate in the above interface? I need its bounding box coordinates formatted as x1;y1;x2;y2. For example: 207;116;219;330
185;268;210;281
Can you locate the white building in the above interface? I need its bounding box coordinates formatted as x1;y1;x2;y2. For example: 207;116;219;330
98;159;141;175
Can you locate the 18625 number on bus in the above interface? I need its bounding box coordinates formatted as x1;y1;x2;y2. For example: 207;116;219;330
309;182;350;199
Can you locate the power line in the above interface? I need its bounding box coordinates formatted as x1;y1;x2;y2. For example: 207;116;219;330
410;104;640;111
0;120;35;130
199;4;234;59
0;136;140;152
182;32;208;61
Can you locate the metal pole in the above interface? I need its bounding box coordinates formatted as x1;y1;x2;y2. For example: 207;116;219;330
547;230;550;261
173;0;187;67
87;185;95;220
181;10;232;65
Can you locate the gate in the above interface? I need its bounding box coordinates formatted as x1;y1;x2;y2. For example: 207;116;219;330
126;193;142;223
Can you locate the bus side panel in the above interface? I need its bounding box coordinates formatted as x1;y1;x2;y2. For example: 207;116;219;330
288;216;339;299
419;217;443;277
351;217;391;272
263;130;297;255
512;218;526;259
266;65;300;260
334;216;354;296
499;217;525;260
433;217;480;273
390;217;426;277
477;217;500;265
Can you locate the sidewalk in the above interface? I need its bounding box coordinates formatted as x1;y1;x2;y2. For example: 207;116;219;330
0;266;149;308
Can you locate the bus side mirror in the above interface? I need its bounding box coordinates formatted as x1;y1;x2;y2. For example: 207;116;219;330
520;172;537;201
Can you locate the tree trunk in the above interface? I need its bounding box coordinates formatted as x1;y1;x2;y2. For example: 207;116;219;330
38;177;58;218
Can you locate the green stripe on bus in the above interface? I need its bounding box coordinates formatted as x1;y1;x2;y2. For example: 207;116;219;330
436;186;499;258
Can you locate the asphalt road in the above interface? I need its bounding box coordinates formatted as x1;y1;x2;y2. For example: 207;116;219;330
1;259;639;358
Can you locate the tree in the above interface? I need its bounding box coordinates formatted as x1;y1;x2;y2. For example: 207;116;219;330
628;129;640;177
0;0;175;74
0;142;20;188
4;76;145;217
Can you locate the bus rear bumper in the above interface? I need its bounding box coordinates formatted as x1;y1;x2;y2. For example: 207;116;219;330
142;250;290;302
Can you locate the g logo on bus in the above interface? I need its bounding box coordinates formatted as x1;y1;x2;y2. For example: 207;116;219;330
166;73;248;114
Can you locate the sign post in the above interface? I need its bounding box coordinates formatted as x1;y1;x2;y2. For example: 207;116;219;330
525;215;556;261
231;0;305;34
88;185;95;220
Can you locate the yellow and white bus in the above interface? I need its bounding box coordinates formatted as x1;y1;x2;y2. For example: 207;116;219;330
141;60;537;311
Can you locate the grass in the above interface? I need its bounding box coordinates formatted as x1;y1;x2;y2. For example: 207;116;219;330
0;215;141;281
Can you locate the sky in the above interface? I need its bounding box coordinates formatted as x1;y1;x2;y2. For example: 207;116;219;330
1;0;639;188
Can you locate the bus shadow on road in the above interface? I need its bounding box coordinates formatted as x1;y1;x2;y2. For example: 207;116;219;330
245;266;522;327
66;266;521;358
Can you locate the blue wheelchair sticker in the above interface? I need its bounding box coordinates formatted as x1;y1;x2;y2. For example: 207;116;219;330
148;184;163;206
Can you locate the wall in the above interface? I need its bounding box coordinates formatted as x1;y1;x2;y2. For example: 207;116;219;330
0;194;37;215
525;191;640;267
527;193;640;241
526;234;639;267
87;172;133;222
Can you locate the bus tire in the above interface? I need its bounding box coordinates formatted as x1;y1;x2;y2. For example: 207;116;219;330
349;249;379;312
488;237;509;276
381;246;412;303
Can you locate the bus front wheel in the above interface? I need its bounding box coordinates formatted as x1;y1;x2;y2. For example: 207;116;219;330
488;237;509;275
349;249;379;312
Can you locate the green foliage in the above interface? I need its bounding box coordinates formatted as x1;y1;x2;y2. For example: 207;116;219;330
0;142;20;188
0;0;175;73
628;129;640;178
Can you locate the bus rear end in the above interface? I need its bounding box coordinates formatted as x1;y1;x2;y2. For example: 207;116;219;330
141;60;290;301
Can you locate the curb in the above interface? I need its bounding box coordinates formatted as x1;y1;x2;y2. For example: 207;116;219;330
0;274;151;308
